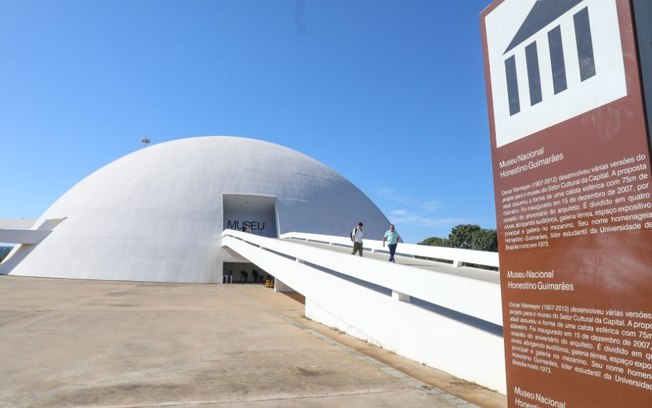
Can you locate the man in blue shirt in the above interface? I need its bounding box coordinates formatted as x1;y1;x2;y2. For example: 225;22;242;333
382;224;399;263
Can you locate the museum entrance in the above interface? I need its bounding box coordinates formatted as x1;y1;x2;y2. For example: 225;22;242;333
222;262;271;284
222;194;278;238
222;194;278;285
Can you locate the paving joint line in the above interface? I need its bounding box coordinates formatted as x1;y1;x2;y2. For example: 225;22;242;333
243;289;480;408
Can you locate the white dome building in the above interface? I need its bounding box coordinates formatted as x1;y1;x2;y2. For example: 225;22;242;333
2;136;391;283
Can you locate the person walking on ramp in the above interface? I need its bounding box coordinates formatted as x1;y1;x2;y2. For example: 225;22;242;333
351;222;364;256
382;224;399;263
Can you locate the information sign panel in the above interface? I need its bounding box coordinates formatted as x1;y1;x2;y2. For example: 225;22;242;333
482;0;652;406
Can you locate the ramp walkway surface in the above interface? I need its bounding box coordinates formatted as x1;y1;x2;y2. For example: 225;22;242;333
0;276;506;408
292;239;500;284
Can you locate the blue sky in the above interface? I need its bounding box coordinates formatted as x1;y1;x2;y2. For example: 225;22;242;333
1;0;495;244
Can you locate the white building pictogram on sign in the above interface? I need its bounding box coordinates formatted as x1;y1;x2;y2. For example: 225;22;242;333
485;0;627;147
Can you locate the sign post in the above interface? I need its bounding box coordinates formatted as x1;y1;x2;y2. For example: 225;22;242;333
482;0;652;406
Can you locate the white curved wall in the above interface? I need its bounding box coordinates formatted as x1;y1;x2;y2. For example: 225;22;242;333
2;136;390;282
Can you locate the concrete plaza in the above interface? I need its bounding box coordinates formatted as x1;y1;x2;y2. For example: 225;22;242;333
0;276;506;407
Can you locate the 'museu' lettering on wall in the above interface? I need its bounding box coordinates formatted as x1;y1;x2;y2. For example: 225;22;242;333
226;220;266;231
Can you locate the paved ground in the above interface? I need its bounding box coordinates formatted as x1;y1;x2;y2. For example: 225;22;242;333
0;276;507;408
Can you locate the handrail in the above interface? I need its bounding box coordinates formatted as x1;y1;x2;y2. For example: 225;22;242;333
222;229;502;326
280;232;499;269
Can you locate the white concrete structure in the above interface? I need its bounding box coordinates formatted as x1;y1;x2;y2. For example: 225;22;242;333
1;136;391;282
1;136;507;393
222;229;506;393
282;231;500;270
0;219;37;229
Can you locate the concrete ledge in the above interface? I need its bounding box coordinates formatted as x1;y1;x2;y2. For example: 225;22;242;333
0;219;36;229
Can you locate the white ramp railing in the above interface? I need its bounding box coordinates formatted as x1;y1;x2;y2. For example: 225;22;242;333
221;229;506;393
280;232;500;269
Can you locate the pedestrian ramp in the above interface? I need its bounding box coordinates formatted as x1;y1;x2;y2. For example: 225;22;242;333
221;229;506;393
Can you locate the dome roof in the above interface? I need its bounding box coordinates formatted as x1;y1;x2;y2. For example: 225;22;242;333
4;137;390;282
